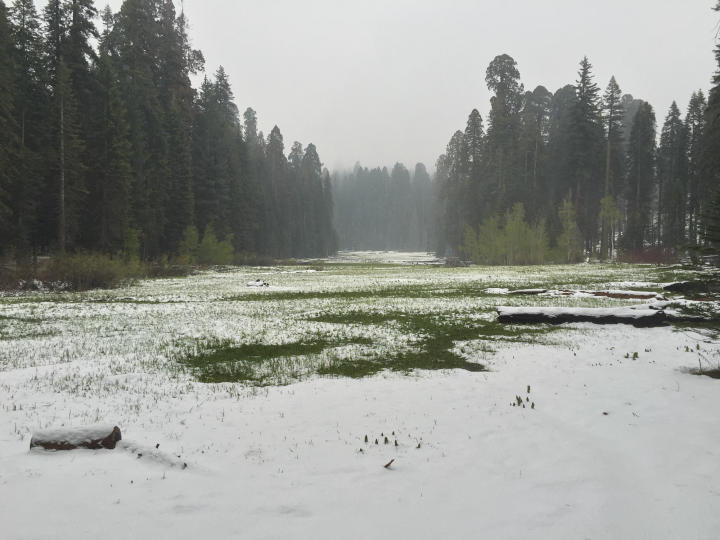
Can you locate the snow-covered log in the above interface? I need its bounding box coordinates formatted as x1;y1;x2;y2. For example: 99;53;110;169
30;425;122;451
508;289;547;295
496;306;668;328
591;290;663;300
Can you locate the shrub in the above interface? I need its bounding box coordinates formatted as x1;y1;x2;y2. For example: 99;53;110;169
197;225;234;266
177;225;200;264
463;204;548;265
43;253;144;290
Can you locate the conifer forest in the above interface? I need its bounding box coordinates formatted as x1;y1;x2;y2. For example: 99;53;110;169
1;1;720;265
0;0;337;265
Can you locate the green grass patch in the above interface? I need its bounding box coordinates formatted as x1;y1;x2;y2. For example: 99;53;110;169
178;307;561;386
312;309;555;379
0;314;43;324
179;337;372;385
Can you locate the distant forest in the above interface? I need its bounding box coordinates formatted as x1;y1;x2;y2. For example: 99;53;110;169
333;163;433;252
0;0;337;263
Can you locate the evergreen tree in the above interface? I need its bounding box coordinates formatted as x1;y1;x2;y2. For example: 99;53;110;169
657;102;688;251
600;76;624;259
84;45;132;253
569;57;604;252
113;0;169;258
157;0;201;253
485;54;523;207
701;1;720;247
265;126;289;256
7;0;46;258
685;91;706;244
300;143;324;256
412;163;433;251
463;108;485;225
546;84;578;241
0;0;18;255
620;94;644;151
43;0;87;253
65;0;97;122
435;130;466;256
519;85;552;219
624;103;657;251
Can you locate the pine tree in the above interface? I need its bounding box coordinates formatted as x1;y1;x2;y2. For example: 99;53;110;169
158;0;201;253
412;163;433;251
685;91;706;244
7;0;46;259
519;86;552;219
485;54;523;207
389;163;412;250
546;84;578;242
621;94;644;151
84;45;132;253
600;76;624;259
300;143;323;256
65;0;97;115
0;0;18;255
459;109;485;227
436;130;466;256
265;126;289;256
569;57;604;253
657;102;688;252
624;103;656;252
701;1;720;247
113;0;170;258
43;0;87;253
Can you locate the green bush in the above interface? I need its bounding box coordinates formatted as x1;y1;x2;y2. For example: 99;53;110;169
43;253;144;290
463;204;548;265
197;225;234;266
177;225;200;264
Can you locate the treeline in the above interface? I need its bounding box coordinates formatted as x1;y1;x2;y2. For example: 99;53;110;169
0;0;337;265
333;163;433;251
435;49;719;263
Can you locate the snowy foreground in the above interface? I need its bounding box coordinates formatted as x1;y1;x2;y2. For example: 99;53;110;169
1;254;719;539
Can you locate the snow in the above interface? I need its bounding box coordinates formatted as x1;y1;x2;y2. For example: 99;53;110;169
1;257;719;539
497;305;665;320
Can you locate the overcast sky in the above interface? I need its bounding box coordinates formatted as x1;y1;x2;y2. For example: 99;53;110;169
38;0;720;172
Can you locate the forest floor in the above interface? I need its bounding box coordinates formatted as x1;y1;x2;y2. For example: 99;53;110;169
1;253;719;539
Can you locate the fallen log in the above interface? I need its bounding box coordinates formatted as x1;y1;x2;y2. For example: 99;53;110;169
30;425;122;451
590;290;663;300
508;289;547;296
496;306;668;328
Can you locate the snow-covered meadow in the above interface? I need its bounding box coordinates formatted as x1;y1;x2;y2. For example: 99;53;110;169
1;253;719;539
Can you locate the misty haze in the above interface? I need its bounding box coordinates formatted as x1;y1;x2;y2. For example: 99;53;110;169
1;1;720;539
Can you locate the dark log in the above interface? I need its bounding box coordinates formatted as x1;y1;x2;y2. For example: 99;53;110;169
30;425;122;451
496;307;668;328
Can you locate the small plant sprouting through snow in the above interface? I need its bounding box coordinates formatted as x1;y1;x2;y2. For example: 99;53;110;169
512;385;535;410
